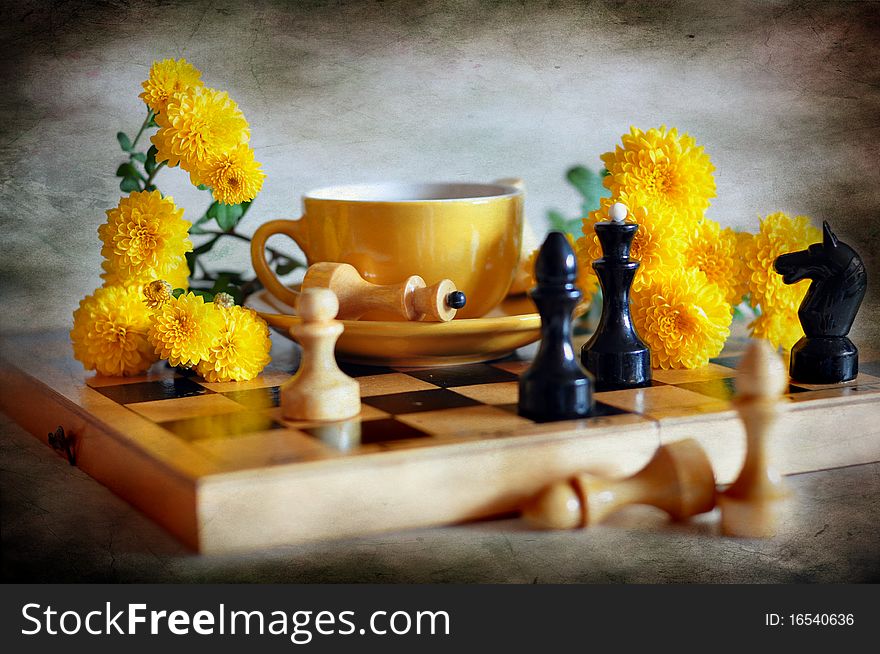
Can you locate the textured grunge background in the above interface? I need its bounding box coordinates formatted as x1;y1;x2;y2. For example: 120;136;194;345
1;0;878;344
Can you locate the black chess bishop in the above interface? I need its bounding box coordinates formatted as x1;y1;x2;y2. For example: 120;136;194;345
518;231;594;422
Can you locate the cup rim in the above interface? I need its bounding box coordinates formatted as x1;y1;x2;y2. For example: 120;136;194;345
303;182;522;203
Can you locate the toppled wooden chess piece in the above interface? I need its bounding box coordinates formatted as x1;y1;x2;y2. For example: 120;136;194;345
281;288;361;421
774;221;867;383
518;231;594;422
522;438;715;529
302;262;466;322
581;202;652;390
718;340;790;538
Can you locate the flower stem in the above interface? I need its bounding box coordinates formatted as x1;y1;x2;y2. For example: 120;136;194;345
197;229;304;266
144;161;166;189
130;109;155;151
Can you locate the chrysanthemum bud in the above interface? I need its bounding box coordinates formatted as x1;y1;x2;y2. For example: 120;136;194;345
213;292;235;308
144;280;173;309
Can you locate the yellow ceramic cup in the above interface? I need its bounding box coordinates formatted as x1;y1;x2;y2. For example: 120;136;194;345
250;182;524;319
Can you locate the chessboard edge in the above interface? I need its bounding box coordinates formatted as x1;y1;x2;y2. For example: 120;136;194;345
0;360;202;550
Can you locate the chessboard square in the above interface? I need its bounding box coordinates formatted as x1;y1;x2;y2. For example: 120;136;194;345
674;378;737;401
491;359;531;376
128;394;247;423
270;403;389;428
224;386;280;409
304;417;431;450
652;363;739;384
789;372;880;391
362;388;481;414
160;410;283;440
358;373;439;397
396;405;533;436
450;381;518;405
338;361;395;378
494;400;631;419
597;384;727;417
709;355;741;369
86;363;170;387
94;377;208;404
788;385;880;402
197;370;292;392
194;429;329;468
404;363;519;388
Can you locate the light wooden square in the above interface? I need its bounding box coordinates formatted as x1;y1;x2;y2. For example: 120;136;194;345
652;363;737;384
597;385;729;419
357;373;438;397
127;393;246;422
450;381;518;405
396;405;532;436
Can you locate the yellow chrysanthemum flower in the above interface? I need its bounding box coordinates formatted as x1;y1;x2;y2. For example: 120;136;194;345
745;212;821;312
98;190;192;287
632;268;732;369
152;87;250;171
148;292;223;368
70;286;158;376
139;58;204;115
526;233;599;301
194;144;265;205
196;305;272;382
749;309;805;352
579;195;686;290
103;258;190;294
601;126;716;220
682;219;749;305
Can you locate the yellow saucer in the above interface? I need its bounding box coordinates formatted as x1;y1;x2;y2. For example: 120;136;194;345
249;289;543;367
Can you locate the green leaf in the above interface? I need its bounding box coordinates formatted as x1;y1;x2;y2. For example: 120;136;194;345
275;259;303;276
130;152;146;163
117;132;132;152
144;145;158;175
546;209;583;237
190;289;214;302
116;163;144;180
565;165;611;216
192;236;220;256
147;114;158;128
172;288;186;298
209;202;245;232
196;184;210;191
120;177;140;193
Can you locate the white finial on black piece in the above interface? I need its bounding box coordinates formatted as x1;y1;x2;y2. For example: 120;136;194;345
609;202;628;224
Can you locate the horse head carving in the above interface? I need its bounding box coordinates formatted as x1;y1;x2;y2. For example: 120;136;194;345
774;221;866;338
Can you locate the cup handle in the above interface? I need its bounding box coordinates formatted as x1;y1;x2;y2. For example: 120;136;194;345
250;218;309;309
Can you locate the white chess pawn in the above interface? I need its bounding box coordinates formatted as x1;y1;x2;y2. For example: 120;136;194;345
718;340;791;537
281;288;361;421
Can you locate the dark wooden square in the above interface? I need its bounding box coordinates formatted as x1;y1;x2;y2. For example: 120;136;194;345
405;363;519;388
304;418;431;450
362;388;481;414
160;410;283;440
223;386;280;409
94;377;209;404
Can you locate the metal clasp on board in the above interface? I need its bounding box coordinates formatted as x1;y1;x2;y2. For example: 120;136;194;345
48;426;76;466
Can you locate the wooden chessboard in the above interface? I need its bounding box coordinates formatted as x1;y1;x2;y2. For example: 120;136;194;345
1;330;879;553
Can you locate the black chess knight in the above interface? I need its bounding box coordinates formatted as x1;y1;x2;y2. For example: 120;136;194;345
518;232;594;422
774;221;867;383
581;202;652;390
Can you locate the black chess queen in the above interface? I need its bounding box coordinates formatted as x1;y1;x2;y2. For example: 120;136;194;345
774;221;867;383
